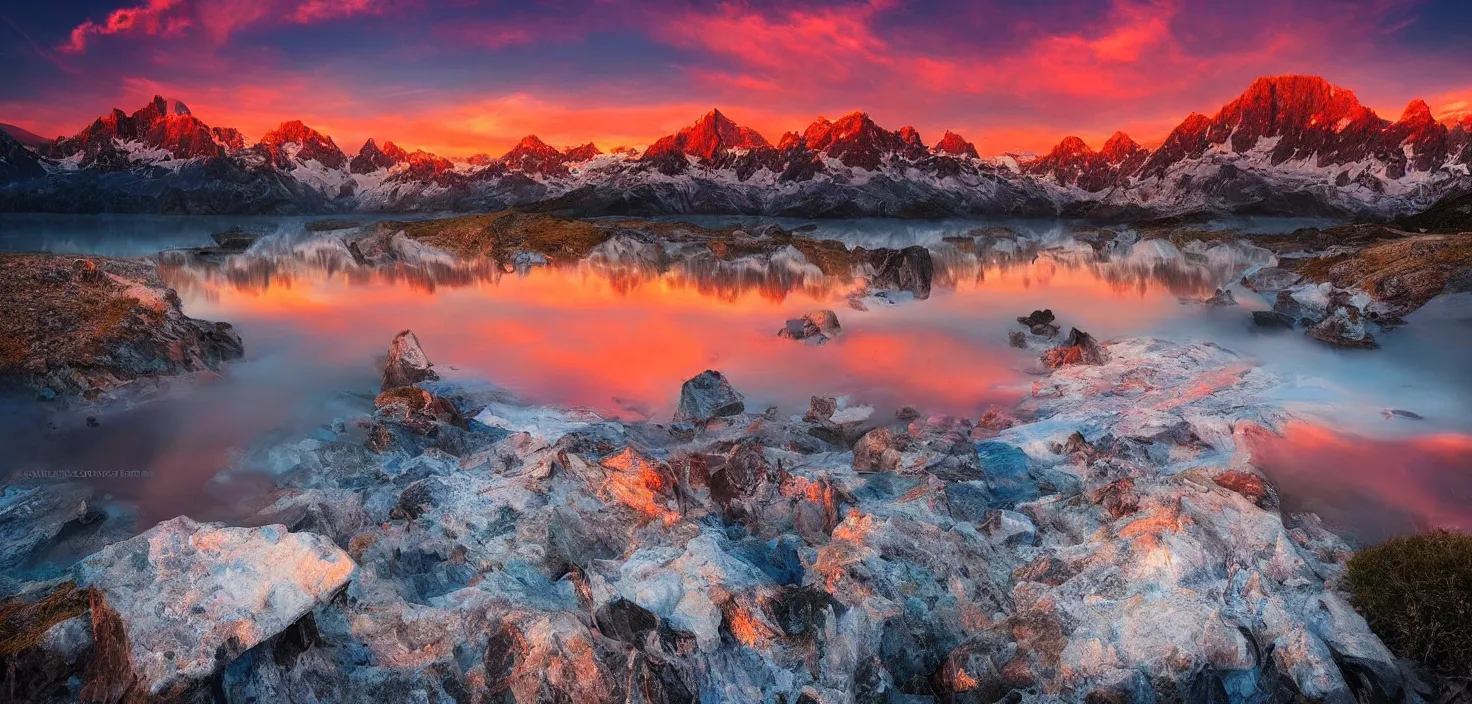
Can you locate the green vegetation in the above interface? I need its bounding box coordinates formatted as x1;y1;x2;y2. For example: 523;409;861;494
1346;530;1472;676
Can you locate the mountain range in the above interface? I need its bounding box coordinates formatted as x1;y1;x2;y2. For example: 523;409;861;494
2;75;1470;219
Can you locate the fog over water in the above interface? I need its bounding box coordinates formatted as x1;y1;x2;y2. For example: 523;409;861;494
1;213;1468;540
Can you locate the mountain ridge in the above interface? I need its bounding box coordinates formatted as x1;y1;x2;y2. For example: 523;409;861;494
2;75;1470;219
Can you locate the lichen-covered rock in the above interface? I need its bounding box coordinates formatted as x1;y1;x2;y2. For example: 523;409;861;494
73;517;355;699
0;253;243;403
380;329;439;391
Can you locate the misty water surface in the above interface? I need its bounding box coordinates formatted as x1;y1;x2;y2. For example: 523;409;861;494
1;213;1468;541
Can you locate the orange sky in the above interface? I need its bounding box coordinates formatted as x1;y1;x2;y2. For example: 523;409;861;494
3;0;1471;157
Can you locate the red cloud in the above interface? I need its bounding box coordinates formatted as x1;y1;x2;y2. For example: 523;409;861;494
288;0;385;24
57;0;390;52
60;0;191;54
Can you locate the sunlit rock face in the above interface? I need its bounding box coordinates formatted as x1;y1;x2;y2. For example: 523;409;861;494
73;517;355;700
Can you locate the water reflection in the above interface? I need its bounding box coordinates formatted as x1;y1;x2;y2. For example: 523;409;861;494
1251;423;1472;542
5;220;1469;538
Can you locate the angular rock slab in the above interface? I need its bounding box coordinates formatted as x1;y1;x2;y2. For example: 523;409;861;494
381;329;439;391
74;516;355;698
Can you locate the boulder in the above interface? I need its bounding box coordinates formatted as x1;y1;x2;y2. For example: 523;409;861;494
73;517;355;700
1017;309;1061;336
1016;309;1055;327
373;386;467;435
777;310;842;344
852;427;899;472
1307;306;1378;349
672;370;745;425
1252;310;1296;329
380;329;439;391
1041;327;1105;367
1206;288;1237;306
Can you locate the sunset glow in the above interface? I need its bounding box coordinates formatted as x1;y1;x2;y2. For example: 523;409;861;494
4;1;1471;157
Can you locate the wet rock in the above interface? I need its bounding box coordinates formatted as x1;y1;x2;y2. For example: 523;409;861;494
1243;266;1302;292
1307;305;1378;349
74;517;354;700
1041;327;1105;367
1206;288;1237;306
1008;330;1027;348
1272;289;1306;322
672;370;745;425
1017;309;1056;328
777;309;842;345
709;441;775;517
1031;322;1061;337
865;245;934;300
1252;310;1296;329
380;329;439;391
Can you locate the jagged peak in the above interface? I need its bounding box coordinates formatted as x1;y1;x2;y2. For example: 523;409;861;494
1099;131;1144;162
897;125;923;149
511;134;555;151
643;108;769;162
1102;131;1138;150
1176;112;1213;133
698;108;730;125
1398;99;1435;125
564;142;602;161
263;120;332;143
932;130;979;158
832;111;873;128
1051;136;1093;155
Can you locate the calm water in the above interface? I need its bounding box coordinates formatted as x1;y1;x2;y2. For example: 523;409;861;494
1;214;1469;541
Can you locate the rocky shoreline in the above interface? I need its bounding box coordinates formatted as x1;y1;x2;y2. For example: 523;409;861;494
2;214;1469;702
0;252;242;405
0;324;1431;703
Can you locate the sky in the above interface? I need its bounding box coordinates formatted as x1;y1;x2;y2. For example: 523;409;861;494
2;0;1471;158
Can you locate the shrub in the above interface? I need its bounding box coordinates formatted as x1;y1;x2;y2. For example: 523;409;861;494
1346;529;1472;676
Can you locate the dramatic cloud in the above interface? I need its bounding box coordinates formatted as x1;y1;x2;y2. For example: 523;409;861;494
60;0;192;54
57;0;389;52
8;0;1470;157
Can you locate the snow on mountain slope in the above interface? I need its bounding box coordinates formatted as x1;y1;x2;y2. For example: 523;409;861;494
5;77;1472;218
